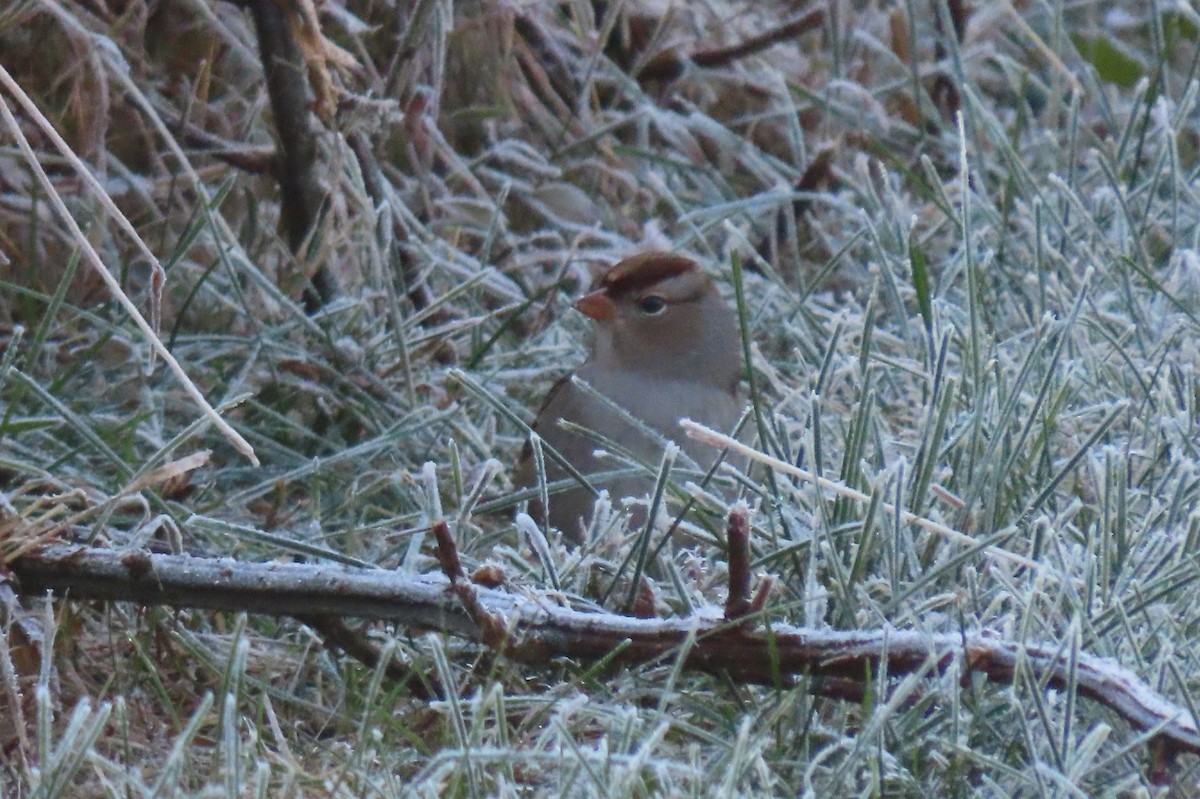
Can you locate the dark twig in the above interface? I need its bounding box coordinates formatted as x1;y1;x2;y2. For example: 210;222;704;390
723;504;752;622
690;8;825;69
513;14;579;114
512;33;585;140
929;0;967;123
590;4;824;85
293;614;435;699
432;521;508;647
168;121;277;175
248;0;335;311
757;147;838;273
10;543;1200;762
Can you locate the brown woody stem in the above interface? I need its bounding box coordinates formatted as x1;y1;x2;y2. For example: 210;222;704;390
9;544;1200;757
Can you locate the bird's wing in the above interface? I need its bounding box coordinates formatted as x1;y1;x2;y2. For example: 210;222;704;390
514;372;575;487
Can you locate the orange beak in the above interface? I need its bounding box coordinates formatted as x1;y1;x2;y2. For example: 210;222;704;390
574;289;615;321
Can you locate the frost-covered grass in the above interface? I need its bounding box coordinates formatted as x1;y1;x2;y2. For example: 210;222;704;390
3;0;1200;795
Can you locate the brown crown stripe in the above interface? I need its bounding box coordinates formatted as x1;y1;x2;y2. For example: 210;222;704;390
599;252;698;297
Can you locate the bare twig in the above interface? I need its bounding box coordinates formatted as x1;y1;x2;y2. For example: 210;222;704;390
248;0;335;311
757;147;838;271
9;544;1200;758
513;14;579;115
690;8;825;68
723;503;752;622
432;520;508;647
293;614;435;699
592;5;824;84
169;121;277;174
512;27;586;139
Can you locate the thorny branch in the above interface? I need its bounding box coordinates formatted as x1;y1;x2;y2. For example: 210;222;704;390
8;537;1200;765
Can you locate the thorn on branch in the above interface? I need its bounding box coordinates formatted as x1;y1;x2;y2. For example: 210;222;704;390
749;577;773;616
724;504;753;622
432;520;508;648
631;577;656;619
432;520;464;582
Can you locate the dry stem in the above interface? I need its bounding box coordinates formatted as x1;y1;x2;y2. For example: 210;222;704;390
9;543;1200;759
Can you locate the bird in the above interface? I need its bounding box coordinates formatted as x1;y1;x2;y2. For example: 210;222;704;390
515;252;742;543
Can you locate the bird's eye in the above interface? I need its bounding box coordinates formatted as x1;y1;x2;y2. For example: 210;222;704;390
638;295;667;315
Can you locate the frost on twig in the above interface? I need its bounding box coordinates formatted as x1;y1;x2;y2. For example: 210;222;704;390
9;536;1200;763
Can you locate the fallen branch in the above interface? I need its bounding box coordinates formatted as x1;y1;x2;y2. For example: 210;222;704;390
8;542;1200;762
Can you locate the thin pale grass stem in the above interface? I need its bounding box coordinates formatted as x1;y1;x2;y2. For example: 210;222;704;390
682;420;1046;573
0;73;259;465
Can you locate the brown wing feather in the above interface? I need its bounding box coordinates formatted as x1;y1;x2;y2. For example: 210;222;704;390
515;372;574;485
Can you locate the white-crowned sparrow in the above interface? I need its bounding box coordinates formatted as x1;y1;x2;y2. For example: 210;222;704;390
516;252;742;541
